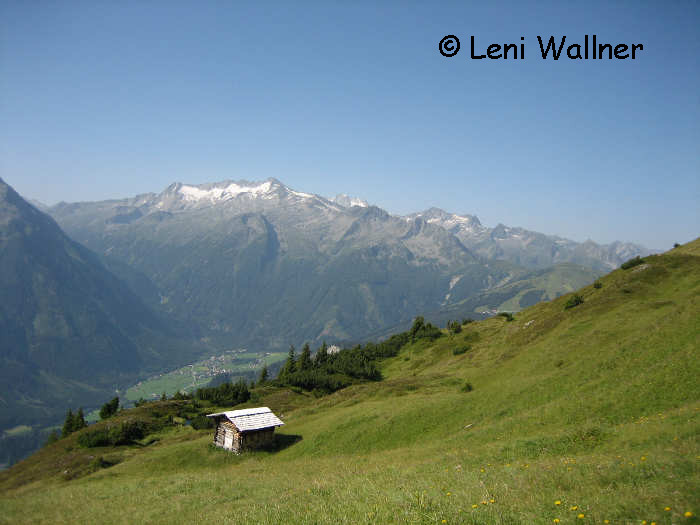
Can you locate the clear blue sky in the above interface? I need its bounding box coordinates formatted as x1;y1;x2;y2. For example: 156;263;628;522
1;1;698;249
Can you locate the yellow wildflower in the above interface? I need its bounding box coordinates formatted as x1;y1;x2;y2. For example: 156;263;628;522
555;500;562;505
490;499;495;504
685;511;694;517
554;520;560;523
446;492;451;496
571;506;578;511
578;514;585;519
472;504;478;509
665;507;671;512
442;521;447;524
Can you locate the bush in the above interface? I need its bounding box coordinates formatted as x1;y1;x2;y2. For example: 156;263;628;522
44;430;60;446
446;320;462;334
99;397;119;420
110;421;146;445
453;345;470;356
190;415;213;430
77;420;147;448
593;281;602;289
462;318;474;325
498;312;514;322
409;316;443;342
673;243;681;248
461;382;473;393
620;256;645;270
77;428;112;448
564;294;584;310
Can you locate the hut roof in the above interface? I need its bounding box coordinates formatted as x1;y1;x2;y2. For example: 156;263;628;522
206;406;284;432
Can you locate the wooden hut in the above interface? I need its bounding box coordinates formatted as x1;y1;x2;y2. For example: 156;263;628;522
206;407;284;453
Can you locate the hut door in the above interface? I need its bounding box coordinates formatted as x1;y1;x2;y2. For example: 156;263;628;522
224;430;233;450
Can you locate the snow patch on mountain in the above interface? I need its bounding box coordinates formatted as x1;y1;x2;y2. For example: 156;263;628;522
178;181;274;202
331;194;369;208
408;208;485;235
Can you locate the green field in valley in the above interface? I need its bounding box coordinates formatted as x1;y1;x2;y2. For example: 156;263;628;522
0;240;698;524
124;350;288;402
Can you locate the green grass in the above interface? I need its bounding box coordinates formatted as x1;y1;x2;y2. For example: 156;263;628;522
1;240;699;524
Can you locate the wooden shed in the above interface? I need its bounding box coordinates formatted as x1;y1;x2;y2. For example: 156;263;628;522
206;407;284;453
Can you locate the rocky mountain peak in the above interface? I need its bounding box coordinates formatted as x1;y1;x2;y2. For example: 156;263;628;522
331;194;369;208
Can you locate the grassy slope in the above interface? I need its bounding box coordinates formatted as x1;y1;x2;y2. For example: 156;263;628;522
1;241;699;524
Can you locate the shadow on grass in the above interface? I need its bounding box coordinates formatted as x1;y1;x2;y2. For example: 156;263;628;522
264;433;302;452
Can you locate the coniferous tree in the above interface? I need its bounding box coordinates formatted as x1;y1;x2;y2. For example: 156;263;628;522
99;396;119;420
258;364;269;384
299;343;312;371
61;408;74;438
280;345;296;379
314;341;329;368
75;407;87;431
410;316;425;341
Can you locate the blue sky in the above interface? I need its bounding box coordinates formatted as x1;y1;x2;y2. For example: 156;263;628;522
1;1;698;249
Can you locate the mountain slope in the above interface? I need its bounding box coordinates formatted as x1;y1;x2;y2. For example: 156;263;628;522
2;239;697;523
46;179;628;350
0;178;206;435
47;179;519;348
409;207;653;271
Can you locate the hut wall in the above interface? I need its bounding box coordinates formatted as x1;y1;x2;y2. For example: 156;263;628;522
213;420;227;447
213;419;241;450
240;428;275;451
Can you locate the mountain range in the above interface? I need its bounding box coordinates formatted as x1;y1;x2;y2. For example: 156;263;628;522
46;178;651;351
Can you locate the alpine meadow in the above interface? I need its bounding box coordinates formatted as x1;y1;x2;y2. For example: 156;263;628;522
1;239;698;524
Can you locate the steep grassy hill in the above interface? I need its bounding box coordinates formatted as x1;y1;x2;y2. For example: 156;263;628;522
1;240;698;524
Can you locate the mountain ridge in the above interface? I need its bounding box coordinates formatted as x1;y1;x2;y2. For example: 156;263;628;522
44;177;650;352
49;177;651;268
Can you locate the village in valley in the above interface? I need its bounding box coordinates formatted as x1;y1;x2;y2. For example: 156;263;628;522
124;349;288;403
